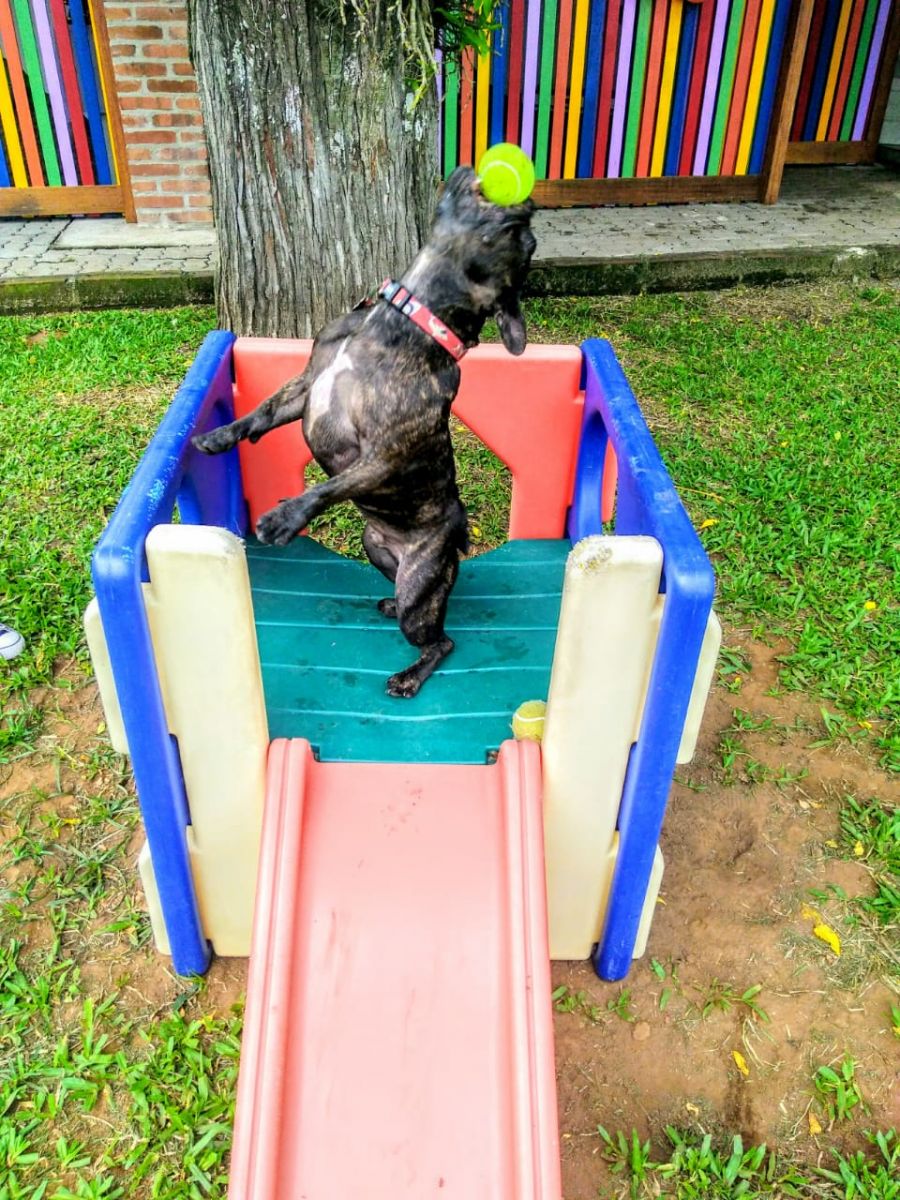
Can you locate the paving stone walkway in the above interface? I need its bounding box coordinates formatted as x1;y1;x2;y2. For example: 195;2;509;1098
0;166;897;309
0;218;215;281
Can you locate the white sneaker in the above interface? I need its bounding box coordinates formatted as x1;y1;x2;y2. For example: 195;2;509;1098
0;623;25;661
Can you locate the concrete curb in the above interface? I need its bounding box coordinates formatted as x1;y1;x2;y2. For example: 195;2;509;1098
1;244;897;315
526;245;900;297
0;271;215;314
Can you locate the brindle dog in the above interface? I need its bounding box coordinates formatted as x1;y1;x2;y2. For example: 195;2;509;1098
193;167;536;697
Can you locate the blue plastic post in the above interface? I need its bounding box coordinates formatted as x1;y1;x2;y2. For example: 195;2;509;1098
572;340;715;981
92;331;241;975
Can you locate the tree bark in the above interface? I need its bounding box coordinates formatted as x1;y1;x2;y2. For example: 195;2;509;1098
187;1;437;337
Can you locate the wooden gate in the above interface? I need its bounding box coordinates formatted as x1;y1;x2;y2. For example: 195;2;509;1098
0;0;132;218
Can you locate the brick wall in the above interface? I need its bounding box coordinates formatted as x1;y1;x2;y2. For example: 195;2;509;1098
103;0;213;224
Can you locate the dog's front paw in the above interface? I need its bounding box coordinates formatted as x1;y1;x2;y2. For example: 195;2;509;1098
256;496;315;545
256;505;299;546
192;425;240;456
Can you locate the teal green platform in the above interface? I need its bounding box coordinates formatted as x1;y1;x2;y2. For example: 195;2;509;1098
245;536;570;764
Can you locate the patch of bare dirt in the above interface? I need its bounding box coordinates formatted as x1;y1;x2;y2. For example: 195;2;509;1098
554;631;898;1198
2;670;249;1025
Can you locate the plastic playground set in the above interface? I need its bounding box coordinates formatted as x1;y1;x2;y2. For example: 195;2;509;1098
86;333;720;1198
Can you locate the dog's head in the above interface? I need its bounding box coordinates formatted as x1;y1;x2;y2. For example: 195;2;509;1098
431;166;536;355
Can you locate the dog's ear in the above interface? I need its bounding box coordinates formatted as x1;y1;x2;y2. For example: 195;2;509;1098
496;291;527;356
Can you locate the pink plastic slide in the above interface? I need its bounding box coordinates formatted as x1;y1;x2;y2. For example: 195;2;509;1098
229;737;561;1198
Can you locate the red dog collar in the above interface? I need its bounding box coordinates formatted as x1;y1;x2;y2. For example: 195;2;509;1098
378;279;467;362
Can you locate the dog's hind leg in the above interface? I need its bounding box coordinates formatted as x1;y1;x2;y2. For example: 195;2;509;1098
192;373;311;456
387;533;460;698
363;522;401;618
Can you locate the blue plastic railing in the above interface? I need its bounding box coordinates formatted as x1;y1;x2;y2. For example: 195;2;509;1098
570;339;715;981
91;331;242;975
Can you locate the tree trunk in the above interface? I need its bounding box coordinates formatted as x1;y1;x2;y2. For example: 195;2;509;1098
187;1;437;337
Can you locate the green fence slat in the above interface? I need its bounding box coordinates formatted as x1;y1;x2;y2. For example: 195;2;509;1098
622;0;654;177
12;0;59;185
535;0;559;178
840;0;880;140
707;0;747;175
444;56;459;177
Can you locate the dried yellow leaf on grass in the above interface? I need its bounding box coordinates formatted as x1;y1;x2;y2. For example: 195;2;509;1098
813;924;841;956
854;841;864;857
801;904;821;922
732;1051;750;1077
808;1111;823;1135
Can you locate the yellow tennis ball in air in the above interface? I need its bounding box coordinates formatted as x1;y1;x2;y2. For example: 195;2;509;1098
477;143;536;206
512;700;547;742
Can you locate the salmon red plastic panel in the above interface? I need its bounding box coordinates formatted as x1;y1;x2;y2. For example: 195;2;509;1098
232;338;593;539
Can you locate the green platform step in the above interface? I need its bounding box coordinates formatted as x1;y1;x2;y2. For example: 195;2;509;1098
245;536;570;764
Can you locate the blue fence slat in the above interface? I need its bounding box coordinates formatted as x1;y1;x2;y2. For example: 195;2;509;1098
577;0;609;177
665;0;700;176
68;0;112;184
490;1;511;145
749;0;792;173
803;0;841;141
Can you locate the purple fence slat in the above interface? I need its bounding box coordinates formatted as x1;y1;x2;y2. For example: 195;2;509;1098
693;0;732;174
521;0;543;157
608;0;638;176
852;0;892;140
436;46;443;166
32;0;77;184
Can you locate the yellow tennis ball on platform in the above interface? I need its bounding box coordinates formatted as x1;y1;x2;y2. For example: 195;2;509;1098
477;143;536;206
512;700;547;742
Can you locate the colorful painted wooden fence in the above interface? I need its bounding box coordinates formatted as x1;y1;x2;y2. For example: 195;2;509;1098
0;0;130;214
440;0;799;180
790;0;894;141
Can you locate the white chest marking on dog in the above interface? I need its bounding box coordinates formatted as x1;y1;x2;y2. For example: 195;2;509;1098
306;338;353;434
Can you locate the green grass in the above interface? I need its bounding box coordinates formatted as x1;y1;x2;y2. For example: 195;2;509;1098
596;1125;900;1199
804;793;899;984
691;980;770;1024
1;286;898;1195
818;1130;900;1200
3;289;898;764
0;943;242;1197
0;739;241;1198
839;795;900;929
527;287;900;770
1;309;244;1198
814;1057;866;1125
0;309;214;759
552;984;637;1024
